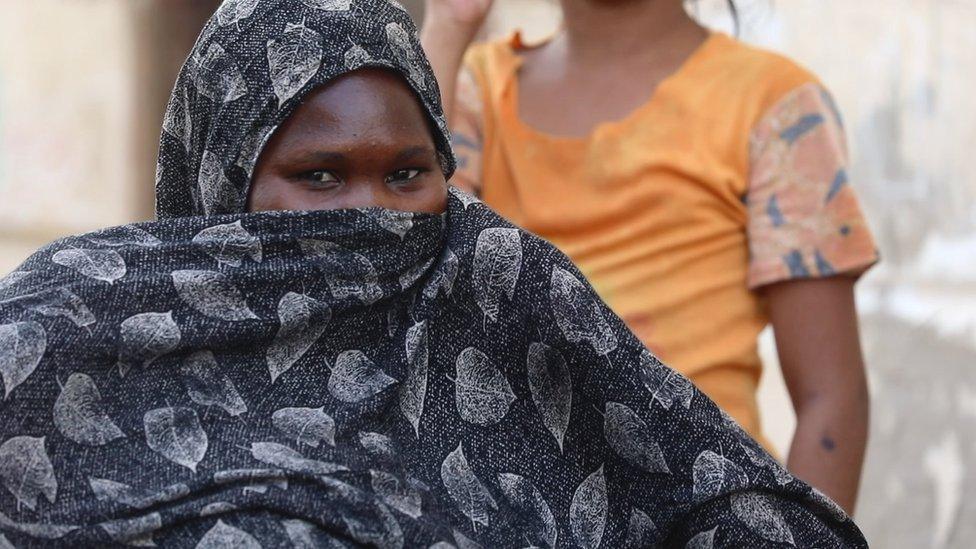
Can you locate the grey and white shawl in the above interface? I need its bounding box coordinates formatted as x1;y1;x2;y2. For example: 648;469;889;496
0;0;868;547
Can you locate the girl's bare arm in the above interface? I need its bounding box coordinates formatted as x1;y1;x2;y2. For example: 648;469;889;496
765;276;870;515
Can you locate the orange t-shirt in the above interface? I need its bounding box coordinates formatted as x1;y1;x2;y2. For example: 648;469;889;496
451;32;878;449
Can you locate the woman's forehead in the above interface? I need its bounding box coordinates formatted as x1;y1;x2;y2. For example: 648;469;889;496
280;69;435;134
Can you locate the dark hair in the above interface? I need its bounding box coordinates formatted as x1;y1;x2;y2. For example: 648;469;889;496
726;0;739;35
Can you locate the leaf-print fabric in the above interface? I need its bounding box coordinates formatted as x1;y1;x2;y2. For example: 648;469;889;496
0;322;46;398
51;248;126;284
0;437;57;512
52;373;125;446
267;22;325;107
0;1;866;547
4;288;96;328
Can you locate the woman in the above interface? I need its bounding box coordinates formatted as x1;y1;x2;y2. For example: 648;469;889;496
0;0;865;546
423;0;877;513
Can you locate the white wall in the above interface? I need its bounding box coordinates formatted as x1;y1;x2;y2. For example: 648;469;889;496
0;1;139;272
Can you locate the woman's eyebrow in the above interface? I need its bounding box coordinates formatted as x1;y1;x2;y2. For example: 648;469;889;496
393;145;437;163
294;151;346;164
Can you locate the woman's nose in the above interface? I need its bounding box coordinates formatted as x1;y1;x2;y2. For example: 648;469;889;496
340;180;398;210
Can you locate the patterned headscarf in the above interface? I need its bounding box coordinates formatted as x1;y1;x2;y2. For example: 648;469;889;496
155;0;455;219
0;1;868;547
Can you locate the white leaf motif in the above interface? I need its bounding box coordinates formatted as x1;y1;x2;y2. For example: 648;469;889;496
192;221;263;268
385;0;409;13
302;0;352;10
191;43;247;102
196;520;261;549
549;267;617;355
198;151;244;216
172;270;257;321
116;312;181;377
497;473;558;547
162;86;193;153
86;226;162;248
215;0;261;26
385;23;426;90
440;443;496;527
143;407;208;472
200;502;238;517
526;342;571;452
639;350;694;410
358;432;396;462
0;510;77;539
692;450;748;501
400;321;428;436
730;492;795;546
272;407;335;448
685;527;717;549
329;350;397;403
371;469;422;519
453;530;483;549
7;288;96;328
0;271;30;293
0;321;46;398
0;436;57;511
52;248;126;284
54;373;125;446
367;209;413;239
181;351;247;416
99;513;162;547
299;239;383;304
343;43;372;71
89;477;190;509
281;519;340;548
450;186;481;210
249;442;348;475
455;347;515;425
626;508;658;548
267;22;324;107
423;248;459;299
569;466;607;549
604;402;669;474
267;292;331;383
472;228;522;323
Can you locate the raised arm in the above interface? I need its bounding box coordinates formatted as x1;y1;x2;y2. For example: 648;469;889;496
420;0;493;124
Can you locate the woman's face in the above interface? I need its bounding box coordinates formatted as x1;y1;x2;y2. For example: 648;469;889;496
248;69;448;214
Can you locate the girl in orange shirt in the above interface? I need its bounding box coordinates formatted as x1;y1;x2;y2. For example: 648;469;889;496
423;0;878;514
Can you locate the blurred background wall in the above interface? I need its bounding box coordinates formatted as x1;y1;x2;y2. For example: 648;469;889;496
0;1;973;546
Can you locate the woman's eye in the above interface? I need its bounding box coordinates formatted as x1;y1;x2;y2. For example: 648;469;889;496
386;169;422;185
305;171;340;185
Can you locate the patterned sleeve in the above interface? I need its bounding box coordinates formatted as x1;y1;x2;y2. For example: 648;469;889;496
746;82;879;289
449;65;485;197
